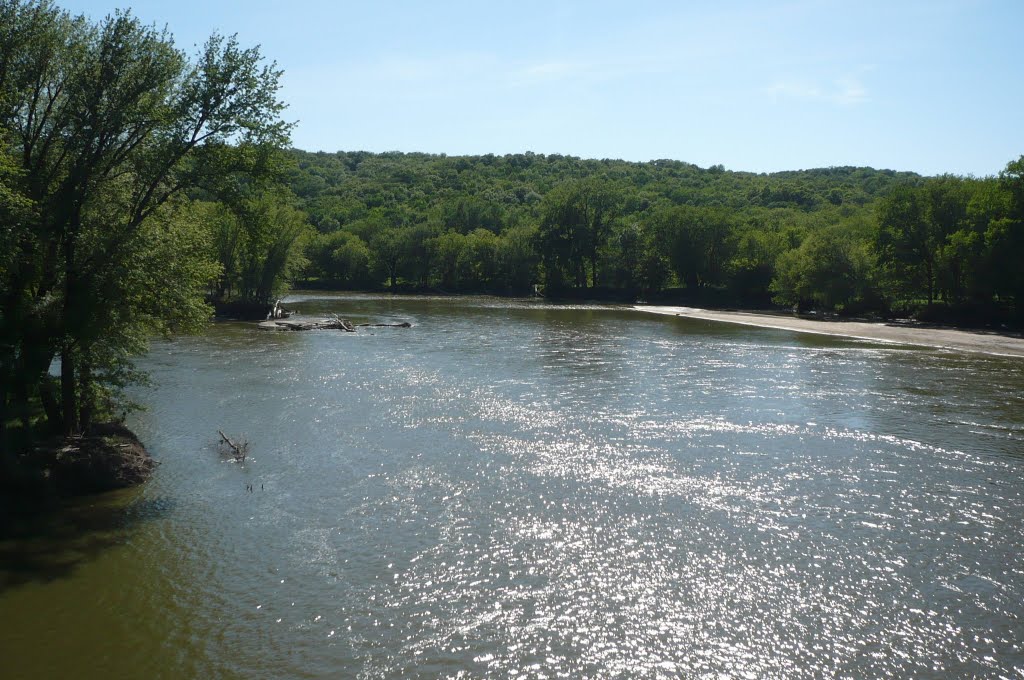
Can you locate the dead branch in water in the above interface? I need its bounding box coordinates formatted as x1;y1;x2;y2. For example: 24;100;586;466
328;314;356;332
217;430;249;462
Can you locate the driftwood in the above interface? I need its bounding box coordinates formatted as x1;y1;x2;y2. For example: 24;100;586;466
329;314;356;332
355;322;412;328
258;316;410;331
258;319;351;331
218;430;249;462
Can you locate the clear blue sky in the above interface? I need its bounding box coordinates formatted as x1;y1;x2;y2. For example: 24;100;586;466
58;0;1023;176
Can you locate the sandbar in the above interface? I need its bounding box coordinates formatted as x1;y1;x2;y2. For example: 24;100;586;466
634;305;1024;358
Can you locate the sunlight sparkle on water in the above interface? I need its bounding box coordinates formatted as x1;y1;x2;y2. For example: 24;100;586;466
6;297;1023;679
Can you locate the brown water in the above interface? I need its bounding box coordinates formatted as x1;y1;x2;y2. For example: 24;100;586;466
3;294;1024;678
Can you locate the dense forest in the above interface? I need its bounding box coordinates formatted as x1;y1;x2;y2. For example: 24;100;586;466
286;149;1024;326
2;0;1023;462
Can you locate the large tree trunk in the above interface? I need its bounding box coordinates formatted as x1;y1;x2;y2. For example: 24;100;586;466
0;382;8;454
79;360;93;434
62;207;81;437
13;374;31;432
4;336;60;441
61;343;78;436
39;376;61;431
926;258;934;306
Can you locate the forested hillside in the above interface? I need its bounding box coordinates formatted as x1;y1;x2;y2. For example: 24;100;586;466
285;149;1024;325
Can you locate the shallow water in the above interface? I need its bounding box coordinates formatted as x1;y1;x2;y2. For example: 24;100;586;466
3;294;1024;678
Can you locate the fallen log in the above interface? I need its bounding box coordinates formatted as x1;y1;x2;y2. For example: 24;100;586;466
355;322;412;328
257;319;345;331
273;320;315;331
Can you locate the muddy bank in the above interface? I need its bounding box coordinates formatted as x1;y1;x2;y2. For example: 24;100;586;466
635;305;1024;358
41;423;157;495
1;424;156;532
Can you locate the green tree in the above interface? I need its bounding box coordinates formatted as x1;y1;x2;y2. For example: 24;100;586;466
875;178;969;307
402;223;439;288
604;220;669;295
536;179;618;290
607;221;644;291
771;227;875;311
457;228;500;289
1001;156;1024;218
221;190;309;306
332;232;374;288
985;218;1024;314
494;225;539;293
370;228;404;289
728;227;789;304
652;205;735;289
0;0;289;441
980;163;1024;315
305;230;371;287
428;230;467;290
875;185;936;305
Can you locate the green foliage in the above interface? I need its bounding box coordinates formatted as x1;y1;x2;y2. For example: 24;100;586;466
651;205;736;289
985;218;1024;309
874;164;1024;316
428;230;466;290
494;225;540;293
875;184;941;304
208;188;310;305
455;229;500;289
1001;157;1024;218
305;230;373;287
536;179;619;291
368;228;406;289
601;220;670;295
728;226;790;303
771;225;875;311
0;0;289;442
284;149;931;304
272;134;1024;324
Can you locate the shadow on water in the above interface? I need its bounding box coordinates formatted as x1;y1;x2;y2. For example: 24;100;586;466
0;491;174;593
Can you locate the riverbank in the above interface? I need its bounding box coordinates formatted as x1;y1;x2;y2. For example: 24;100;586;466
1;423;156;534
635;305;1024;358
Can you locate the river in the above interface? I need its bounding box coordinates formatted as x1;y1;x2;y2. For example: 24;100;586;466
2;293;1023;678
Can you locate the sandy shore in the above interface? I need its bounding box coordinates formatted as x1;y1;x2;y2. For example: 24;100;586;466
634;305;1024;358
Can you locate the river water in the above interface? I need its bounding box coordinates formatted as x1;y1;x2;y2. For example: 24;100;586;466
3;294;1024;678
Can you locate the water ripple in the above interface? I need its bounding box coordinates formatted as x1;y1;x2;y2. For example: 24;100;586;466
6;295;1023;679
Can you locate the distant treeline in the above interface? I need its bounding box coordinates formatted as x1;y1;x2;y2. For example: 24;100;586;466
286;149;1024;325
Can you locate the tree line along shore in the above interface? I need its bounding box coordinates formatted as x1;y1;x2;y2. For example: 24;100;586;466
2;0;1023;508
288;149;1024;327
